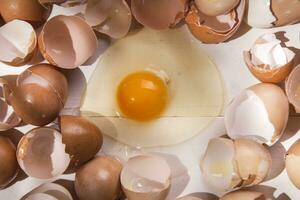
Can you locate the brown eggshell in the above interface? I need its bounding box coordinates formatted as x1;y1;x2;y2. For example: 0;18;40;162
60;115;103;168
177;197;203;200
131;0;188;30
0;135;18;188
244;50;294;83
39;15;97;69
286;139;300;189
8;64;68;126
185;0;245;44
285;64;300;113
272;0;300;26
220;190;266;200
0;0;48;24
195;0;240;16
75;156;123;200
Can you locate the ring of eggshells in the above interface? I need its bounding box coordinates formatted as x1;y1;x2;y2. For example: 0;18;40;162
0;0;299;200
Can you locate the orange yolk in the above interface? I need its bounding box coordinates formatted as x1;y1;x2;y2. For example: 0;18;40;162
117;71;168;121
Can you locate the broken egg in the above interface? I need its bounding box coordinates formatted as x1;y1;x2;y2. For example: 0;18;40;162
22;183;73;200
285;64;300;113
185;0;245;44
225;83;289;146
0;136;18;188
16;127;70;179
244;33;295;83
195;0;240;16
75;156;123;200
8;64;68;126
60;115;103;168
0;20;37;66
39;15;97;69
220;190;266;200
131;0;188;30
85;0;132;39
121;154;171;200
201;138;271;191
285;139;300;190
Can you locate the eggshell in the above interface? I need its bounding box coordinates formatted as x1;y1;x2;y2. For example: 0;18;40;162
285;64;300;113
195;0;239;16
0;0;47;24
60;115;103;168
131;0;188;30
220;190;266;200
0;20;37;66
16;127;70;179
75;156;123;200
285;139;300;189
121;154;171;200
8;64;68;126
85;0;132;39
225;83;289;146
177;197;203;200
185;0;245;44
272;0;300;26
38;15;97;69
0;136;18;188
25;193;58;200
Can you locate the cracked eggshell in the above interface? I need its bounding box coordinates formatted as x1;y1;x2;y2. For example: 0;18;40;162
59;115;103;168
39;15;97;69
75;156;123;200
244;33;295;83
16;127;70;179
272;0;300;27
201;138;271;191
8;64;68;126
121;154;171;200
177;197;203;200
131;0;188;30
85;0;132;39
0;136;18;188
220;190;266;200
285;139;300;190
25;193;58;200
0;20;37;66
285;64;300;113
195;0;240;16
186;0;245;44
225;83;289;146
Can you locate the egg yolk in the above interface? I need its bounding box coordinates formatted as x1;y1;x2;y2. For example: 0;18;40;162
117;71;168;121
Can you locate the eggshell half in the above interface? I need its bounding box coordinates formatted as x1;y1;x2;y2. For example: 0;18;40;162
121;154;171;200
25;193;58;200
286;139;300;189
39;15;97;69
285;64;300;113
16;127;70;179
195;0;239;16
220;190;266;200
272;0;300;26
177;197;203;200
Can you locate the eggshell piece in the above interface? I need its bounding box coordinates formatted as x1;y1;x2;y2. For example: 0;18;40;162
25;193;58;200
185;0;245;44
0;136;18;188
285;139;300;189
121;154;171;200
39;15;97;69
75;156;123;200
220;190;266;200
85;0;132;39
272;0;300;26
285;64;300;113
0;20;37;66
195;0;239;16
177;197;203;200
16;127;70;179
131;0;188;30
9;64;68;126
225;83;289;146
60;115;103;168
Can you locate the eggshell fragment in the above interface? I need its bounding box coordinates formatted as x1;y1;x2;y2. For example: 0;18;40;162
16;127;70;179
8;64;68;126
75;156;123;200
121;154;171;200
131;0;188;30
244;33;295;83
225;83;289;146
25;193;58;200
39;15;97;69
0;20;37;66
285;64;300;113
177;197;203;200
272;0;300;27
201;138;271;191
0;136;18;188
85;0;132;39
185;0;245;44
220;190;266;200
60;115;103;168
195;0;239;16
285;139;300;190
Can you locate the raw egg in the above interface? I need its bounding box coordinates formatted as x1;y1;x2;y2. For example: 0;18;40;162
81;27;224;147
